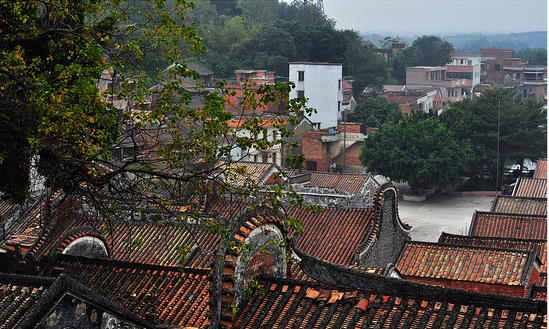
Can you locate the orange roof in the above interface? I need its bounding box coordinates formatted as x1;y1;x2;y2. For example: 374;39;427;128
533;159;547;179
514;177;547;198
396;242;534;286
469;211;547;240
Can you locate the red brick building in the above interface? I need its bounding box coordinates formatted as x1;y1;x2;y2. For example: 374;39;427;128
302;123;371;172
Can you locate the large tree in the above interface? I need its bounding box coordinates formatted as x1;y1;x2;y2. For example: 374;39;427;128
361;113;469;195
0;2;310;326
440;88;547;187
346;96;403;127
410;35;454;66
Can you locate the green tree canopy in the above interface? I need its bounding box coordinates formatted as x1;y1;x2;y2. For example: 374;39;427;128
440;88;547;182
346;96;403;127
361;114;469;194
410;35;454;66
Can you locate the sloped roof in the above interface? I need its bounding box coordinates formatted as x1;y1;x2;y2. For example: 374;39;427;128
0;272;153;329
514;177;547;198
48;255;211;328
305;172;372;195
396;241;535;287
491;195;547;216
223;161;280;187
234;275;547;328
438;233;547;273
289;207;374;280
469;211;547;240
533;159;547;179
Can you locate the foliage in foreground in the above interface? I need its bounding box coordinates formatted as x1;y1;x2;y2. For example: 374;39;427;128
0;1;311;326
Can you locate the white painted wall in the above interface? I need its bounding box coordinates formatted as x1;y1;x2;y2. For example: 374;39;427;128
289;63;343;129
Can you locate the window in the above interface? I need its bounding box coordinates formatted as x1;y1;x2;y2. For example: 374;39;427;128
326;143;331;154
297;90;305;98
523;89;528;98
272;130;277;141
262;153;268;163
448;90;451;97
254;154;258;162
467;60;472;65
272;152;277;163
486;63;491;70
298;71;304;81
495;64;500;71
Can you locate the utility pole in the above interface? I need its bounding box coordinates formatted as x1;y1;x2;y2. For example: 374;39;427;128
496;100;501;192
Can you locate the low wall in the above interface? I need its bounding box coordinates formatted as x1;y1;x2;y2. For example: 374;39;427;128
447;191;502;197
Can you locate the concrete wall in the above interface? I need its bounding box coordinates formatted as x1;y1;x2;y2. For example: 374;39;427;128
289;63;343;129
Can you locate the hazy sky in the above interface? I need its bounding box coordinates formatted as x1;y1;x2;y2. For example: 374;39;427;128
317;0;547;35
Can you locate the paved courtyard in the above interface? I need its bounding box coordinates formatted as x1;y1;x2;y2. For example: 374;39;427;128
397;193;495;242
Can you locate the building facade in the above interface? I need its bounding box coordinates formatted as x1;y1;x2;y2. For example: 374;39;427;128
289;62;344;129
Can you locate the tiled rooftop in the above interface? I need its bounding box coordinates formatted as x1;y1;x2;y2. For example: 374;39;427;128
47;255;211;328
223;161;279;187
438;233;547;273
289;206;374;280
469;211;547;240
305;172;372;194
514;177;547;198
533;159;547;179
491;195;547;216
396;241;534;287
233;277;547;329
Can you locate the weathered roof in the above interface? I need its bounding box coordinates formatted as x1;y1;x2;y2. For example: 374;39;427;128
47;255;211;328
469;211;547;240
0;272;153;329
491;195;547;216
534;159;547;179
396;241;535;287
290;206;374;280
223;161;280;187
438;233;547;273
235;249;548;329
234;279;547;329
305;172;372;195
514;177;547;198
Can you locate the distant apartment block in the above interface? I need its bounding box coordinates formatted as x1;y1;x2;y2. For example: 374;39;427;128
481;48;547;103
289;62;344;129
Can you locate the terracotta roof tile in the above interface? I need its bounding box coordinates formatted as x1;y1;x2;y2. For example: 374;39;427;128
469;211;546;240
233;278;547;329
304;172;372;195
514;177;547;198
491;195;547;216
533;159;547;179
290;206;374;266
396;242;534;287
47;255;211;328
438;233;547;272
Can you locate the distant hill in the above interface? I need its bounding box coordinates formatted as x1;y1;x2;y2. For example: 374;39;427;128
362;31;547;53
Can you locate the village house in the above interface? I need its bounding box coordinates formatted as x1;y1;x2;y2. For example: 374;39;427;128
289;62;346;129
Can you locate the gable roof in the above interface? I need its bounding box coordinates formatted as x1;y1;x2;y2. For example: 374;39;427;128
0;272;153;329
491;195;547;216
438;233;547;273
513;177;547;198
533;159;547;179
396;241;536;287
223;161;281;187
469;211;547;240
46;255;211;328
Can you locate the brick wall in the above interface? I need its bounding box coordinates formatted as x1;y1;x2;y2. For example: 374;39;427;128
302;131;331;172
244;252;274;283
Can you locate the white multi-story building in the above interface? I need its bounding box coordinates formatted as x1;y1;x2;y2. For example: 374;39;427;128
289;62;344;129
